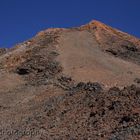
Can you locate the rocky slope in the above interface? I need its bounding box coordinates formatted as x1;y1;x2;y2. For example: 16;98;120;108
0;20;140;140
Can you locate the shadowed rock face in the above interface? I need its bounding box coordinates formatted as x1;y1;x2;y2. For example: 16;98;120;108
0;20;140;140
0;48;7;56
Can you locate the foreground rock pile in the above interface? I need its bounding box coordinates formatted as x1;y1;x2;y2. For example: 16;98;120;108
1;82;139;140
36;84;140;140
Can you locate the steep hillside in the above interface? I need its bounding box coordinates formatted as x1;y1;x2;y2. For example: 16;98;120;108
0;20;139;140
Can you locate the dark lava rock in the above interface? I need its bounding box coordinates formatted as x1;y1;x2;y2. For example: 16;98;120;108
122;43;138;52
0;48;7;55
108;87;121;95
119;116;133;124
106;43;140;65
76;82;103;93
134;78;140;84
106;49;118;56
16;68;30;75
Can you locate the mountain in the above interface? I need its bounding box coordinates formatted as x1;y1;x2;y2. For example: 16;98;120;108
0;20;140;140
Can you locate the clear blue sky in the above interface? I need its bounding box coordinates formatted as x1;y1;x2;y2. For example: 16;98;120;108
0;0;140;48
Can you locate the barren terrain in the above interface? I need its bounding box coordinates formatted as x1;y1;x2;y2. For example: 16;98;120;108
0;20;139;140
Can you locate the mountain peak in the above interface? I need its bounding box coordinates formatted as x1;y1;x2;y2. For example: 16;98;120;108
79;19;140;48
89;19;106;26
79;19;111;31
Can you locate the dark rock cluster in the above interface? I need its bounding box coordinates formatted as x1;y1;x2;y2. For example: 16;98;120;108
0;48;7;56
75;82;103;93
106;42;140;65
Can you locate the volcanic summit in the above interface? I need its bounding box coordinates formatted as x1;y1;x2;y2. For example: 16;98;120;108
0;20;140;140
